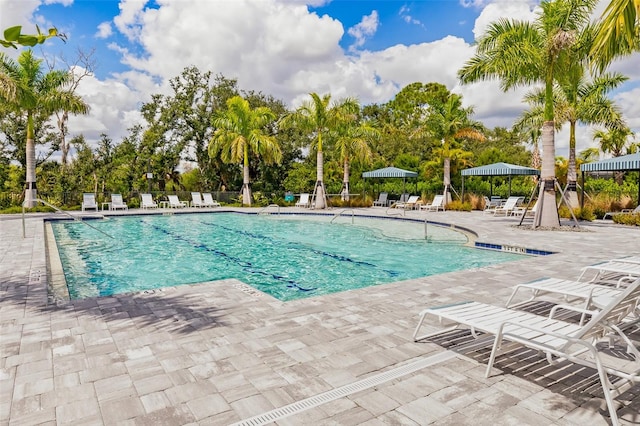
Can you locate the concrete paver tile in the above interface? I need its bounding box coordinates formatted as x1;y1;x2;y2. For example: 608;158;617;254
351;389;401;416
395;396;454;424
229;393;275;419
55;398;101;424
185;394;231;420
99;395;146;423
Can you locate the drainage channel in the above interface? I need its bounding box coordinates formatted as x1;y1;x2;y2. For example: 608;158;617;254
230;350;457;426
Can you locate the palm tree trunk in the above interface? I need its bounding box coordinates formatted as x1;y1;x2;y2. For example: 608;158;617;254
534;121;560;228
342;160;350;201
564;120;579;208
314;150;326;209
443;157;452;204
24;114;37;208
242;148;252;206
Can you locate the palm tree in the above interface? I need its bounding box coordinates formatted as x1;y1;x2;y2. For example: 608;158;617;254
280;93;358;209
0;50;90;207
208;96;281;206
512;110;545;172
424;93;484;203
593;127;634;184
591;0;640;70
332;105;377;201
458;0;597;228
519;70;626;207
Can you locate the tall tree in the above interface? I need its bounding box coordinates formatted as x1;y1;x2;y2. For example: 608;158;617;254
593;127;635;185
519;70;626;207
209;96;281;206
280;93;358;209
0;50;89;207
44;48;97;166
421;93;485;203
458;0;597;228
332;102;377;200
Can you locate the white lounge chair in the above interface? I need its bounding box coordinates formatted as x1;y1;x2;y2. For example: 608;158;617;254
202;193;221;207
373;192;389;207
577;260;640;286
191;192;205;208
140;193;158;209
167;195;187;208
505;277;625;323
414;279;640;426
603;205;640;220
512;200;537;218
394;195;420;210
488;196;521;216
81;193;98;211
110;194;128;210
420;194;445;212
295;193;311;208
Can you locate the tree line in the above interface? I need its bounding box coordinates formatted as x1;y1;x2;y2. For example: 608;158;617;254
1;0;639;226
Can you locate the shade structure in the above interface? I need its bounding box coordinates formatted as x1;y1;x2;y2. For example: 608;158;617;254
362;167;418;197
461;162;540;177
461;162;539;198
580;152;640;172
580;153;640;206
362;166;418;178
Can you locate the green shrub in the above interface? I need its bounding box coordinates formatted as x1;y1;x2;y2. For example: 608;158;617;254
612;213;640;226
445;200;472;211
558;206;595;221
329;195;372;208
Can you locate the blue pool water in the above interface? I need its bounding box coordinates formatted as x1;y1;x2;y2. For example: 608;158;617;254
51;213;524;301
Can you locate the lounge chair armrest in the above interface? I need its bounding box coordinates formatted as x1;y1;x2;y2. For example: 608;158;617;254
549;304;598;319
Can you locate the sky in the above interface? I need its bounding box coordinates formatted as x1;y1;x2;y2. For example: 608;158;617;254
1;0;639;162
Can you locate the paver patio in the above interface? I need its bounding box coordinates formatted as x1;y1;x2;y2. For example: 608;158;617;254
1;207;639;425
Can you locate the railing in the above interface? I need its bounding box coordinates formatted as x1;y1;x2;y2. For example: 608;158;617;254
386;205;405;216
258;204;281;215
330;209;355;224
22;198;114;239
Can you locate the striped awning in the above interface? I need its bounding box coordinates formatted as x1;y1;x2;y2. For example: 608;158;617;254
461;162;540;176
580;153;640;172
362;166;418;178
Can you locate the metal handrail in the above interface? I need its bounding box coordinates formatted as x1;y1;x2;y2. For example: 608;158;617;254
22;198;114;239
258;204;280;215
330;209;355;224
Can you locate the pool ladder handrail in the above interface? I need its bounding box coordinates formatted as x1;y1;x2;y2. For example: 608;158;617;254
258;204;280;215
22;198;114;239
386;205;405;216
330;209;355;224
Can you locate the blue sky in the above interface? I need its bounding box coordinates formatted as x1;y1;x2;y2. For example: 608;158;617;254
1;0;638;157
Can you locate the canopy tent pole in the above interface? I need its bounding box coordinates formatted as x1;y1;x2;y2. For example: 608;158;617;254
581;171;585;209
508;175;512;197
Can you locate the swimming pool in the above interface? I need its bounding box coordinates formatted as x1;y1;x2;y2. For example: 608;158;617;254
50;212;524;301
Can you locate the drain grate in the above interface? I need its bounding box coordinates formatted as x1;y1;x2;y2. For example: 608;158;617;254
230;350;456;426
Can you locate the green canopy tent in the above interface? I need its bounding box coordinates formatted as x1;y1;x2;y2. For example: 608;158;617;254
461;162;540;198
580;152;640;208
362;166;418;199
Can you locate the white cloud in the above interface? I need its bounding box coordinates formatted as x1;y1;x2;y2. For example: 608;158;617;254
399;5;422;27
473;1;539;41
95;21;112;39
113;0;148;42
43;0;73;5
347;10;379;52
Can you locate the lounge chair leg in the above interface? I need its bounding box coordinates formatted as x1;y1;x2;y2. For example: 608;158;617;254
485;335;502;378
413;313;461;341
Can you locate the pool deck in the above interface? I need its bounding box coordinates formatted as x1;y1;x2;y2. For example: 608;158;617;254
1;207;639;425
